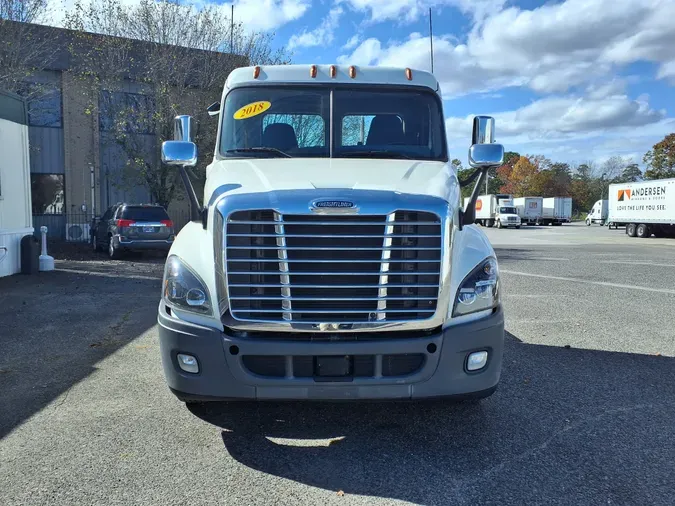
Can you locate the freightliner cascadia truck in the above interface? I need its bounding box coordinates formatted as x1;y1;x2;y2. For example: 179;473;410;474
157;65;505;403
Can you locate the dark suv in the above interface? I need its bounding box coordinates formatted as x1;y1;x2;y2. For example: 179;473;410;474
91;203;175;259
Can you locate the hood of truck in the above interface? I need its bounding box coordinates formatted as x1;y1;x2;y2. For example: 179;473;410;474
204;158;456;205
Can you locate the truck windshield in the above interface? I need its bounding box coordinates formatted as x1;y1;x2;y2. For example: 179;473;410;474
500;207;517;214
219;86;446;161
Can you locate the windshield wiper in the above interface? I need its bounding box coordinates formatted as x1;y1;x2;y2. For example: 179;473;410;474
338;150;413;160
226;147;292;158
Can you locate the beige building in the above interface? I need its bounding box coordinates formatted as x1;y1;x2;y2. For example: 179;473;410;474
2;22;243;241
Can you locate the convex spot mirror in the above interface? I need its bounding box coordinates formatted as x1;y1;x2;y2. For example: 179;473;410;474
161;141;197;167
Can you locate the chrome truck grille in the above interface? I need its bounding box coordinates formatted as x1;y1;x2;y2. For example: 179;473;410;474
223;210;442;324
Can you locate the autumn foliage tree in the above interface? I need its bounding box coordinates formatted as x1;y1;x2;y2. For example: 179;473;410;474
643;133;675;180
500;156;537;196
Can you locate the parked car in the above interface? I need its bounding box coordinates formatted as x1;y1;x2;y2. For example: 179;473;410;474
91;203;175;258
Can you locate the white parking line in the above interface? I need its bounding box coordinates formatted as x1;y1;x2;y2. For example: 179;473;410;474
500;269;675;295
56;267;162;281
601;260;675;268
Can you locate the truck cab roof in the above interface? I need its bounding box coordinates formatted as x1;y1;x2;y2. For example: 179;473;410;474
225;65;440;93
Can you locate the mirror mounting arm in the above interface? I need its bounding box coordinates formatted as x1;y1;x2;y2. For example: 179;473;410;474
460;168;488;230
178;166;203;226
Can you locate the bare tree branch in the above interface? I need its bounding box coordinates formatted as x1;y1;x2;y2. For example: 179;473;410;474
65;0;291;207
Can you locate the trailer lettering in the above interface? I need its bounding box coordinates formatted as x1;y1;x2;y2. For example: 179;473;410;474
632;186;666;197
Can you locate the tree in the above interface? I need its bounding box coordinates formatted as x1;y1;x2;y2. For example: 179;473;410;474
613;163;642;183
495;151;520;193
0;0;58;97
643;133;675;180
600;156;627;181
500;156;538;197
65;0;291;207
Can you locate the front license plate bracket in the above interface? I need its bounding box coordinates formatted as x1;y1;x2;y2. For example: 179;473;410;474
314;355;352;380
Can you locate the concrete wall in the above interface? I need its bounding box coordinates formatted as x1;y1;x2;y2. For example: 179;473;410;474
0;109;33;277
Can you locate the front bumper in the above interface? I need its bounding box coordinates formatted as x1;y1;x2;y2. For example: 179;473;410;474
158;303;505;401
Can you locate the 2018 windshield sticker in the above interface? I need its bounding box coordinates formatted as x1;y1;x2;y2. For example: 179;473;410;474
233;101;271;120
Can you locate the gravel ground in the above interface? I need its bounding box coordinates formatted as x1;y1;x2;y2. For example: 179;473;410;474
1;224;674;506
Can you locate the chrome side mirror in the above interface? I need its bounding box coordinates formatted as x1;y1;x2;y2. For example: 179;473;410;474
469;144;504;168
472;115;495;145
462;115;505;227
161;141;198;167
162;115;198;167
468;115;504;168
174;115;195;142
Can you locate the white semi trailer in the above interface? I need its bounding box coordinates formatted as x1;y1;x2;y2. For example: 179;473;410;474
541;197;572;225
512;197;543;226
607;178;675;238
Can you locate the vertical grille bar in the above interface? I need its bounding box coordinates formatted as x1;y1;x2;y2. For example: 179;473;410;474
376;212;396;320
274;212;292;321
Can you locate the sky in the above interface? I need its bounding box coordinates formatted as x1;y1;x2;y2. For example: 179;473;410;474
244;0;675;168
49;0;675;168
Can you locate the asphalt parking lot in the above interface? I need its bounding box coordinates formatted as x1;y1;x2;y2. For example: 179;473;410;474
1;223;674;505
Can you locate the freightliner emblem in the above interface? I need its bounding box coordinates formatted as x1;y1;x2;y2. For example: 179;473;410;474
312;200;356;208
310;199;359;214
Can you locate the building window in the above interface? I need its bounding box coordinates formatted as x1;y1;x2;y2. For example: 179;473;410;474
99;91;156;134
18;84;63;128
31;174;65;214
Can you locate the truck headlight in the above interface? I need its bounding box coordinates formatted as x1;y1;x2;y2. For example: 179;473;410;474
163;255;211;314
452;257;499;317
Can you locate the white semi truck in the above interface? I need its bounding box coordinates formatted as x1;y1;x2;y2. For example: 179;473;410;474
586;199;608;226
463;194;521;228
607;178;675;238
513;197;543;226
541;197;572;225
156;65;506;403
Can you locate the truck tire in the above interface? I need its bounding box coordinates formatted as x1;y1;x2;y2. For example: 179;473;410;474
626;223;637;237
516;225;521;229
586;219;591;226
496;220;502;229
636;223;650;238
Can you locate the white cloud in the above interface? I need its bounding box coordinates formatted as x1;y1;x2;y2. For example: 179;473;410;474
342;34;361;51
232;0;310;31
341;0;506;24
338;0;675;97
444;94;672;165
288;7;343;50
337;37;382;65
445;94;665;141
